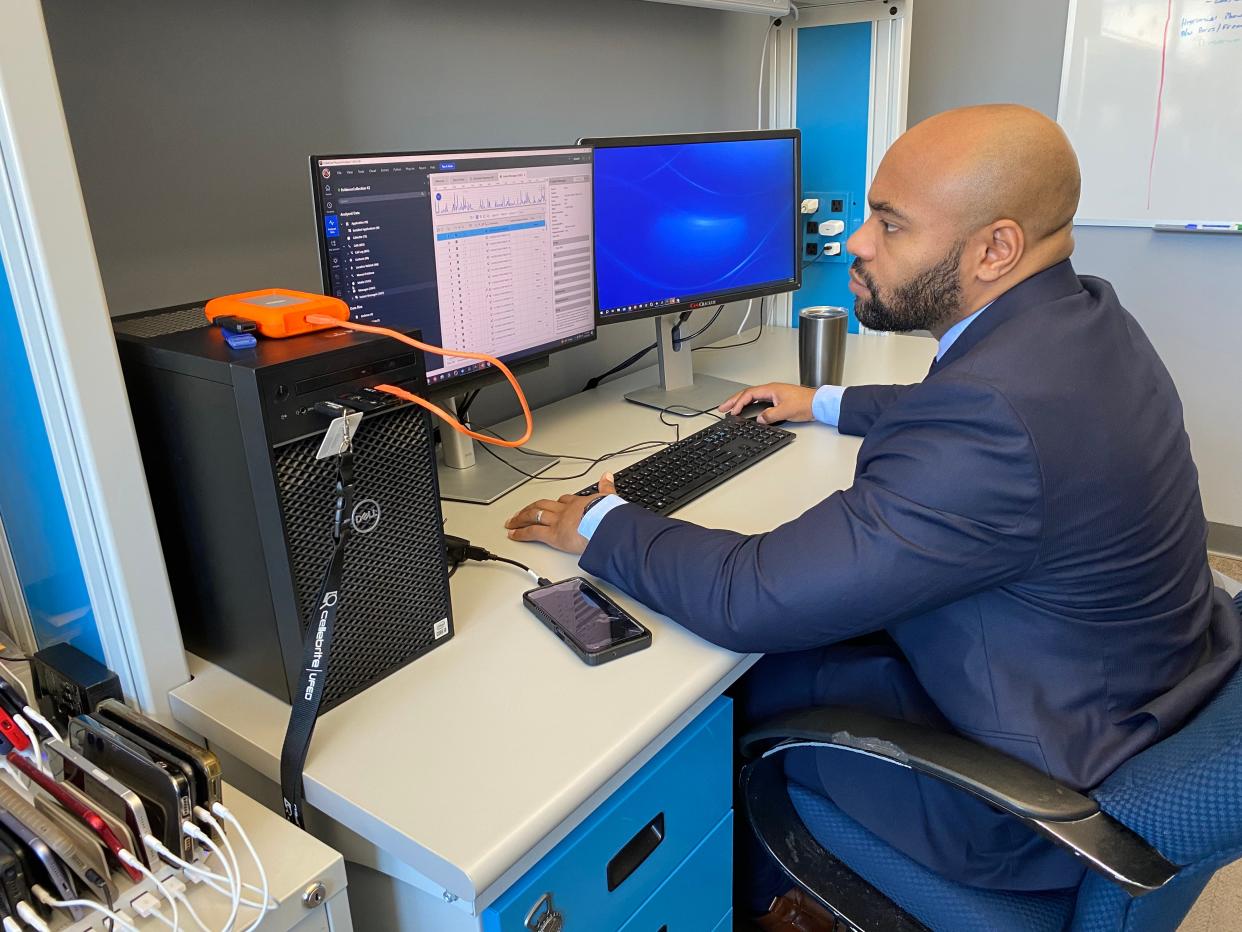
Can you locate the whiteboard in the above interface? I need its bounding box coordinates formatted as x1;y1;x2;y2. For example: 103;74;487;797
1058;0;1242;226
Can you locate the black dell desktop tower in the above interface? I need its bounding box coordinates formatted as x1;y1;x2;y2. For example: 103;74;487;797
114;303;453;711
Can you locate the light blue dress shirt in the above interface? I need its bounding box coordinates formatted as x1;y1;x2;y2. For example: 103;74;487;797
579;305;991;540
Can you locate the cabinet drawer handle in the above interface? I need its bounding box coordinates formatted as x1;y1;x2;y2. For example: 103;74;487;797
607;812;665;891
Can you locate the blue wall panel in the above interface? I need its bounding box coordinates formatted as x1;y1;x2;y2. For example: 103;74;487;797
0;256;103;659
795;21;872;334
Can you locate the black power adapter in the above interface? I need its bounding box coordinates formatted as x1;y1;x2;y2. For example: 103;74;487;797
31;642;122;732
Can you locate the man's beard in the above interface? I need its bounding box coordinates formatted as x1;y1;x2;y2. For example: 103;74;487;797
852;244;965;333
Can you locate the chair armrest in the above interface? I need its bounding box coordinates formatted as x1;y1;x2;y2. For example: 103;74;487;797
740;706;1095;821
741;706;1180;897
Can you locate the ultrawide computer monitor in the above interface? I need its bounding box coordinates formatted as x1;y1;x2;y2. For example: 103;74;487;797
582;129;801;411
310;145;597;502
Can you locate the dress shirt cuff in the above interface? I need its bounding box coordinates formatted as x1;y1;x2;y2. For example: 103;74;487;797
578;494;627;540
811;384;847;427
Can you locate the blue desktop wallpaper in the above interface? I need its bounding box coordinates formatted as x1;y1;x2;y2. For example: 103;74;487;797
593;138;796;311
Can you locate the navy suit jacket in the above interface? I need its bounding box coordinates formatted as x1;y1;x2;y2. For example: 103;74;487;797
582;260;1241;794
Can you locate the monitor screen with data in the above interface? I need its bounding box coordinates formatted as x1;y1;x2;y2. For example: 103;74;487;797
311;147;596;389
584;130;801;325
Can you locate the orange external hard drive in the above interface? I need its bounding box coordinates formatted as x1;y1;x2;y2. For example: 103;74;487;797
204;289;349;338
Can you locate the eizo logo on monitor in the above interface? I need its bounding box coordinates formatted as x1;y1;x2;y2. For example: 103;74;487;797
351;499;381;534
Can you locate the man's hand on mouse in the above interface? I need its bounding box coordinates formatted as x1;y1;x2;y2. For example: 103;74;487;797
717;382;819;424
506;474;617;555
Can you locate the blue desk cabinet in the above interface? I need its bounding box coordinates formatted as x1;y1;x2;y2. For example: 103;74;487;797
484;698;733;931
619;811;732;932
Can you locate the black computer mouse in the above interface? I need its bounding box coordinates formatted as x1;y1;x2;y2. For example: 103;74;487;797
736;399;785;425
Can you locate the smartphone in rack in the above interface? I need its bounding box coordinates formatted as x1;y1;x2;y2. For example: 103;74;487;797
0;818;80;920
45;737;154;866
0;780;106;911
30;796;112;895
94;699;222;810
0;834;31;919
30;773;138;866
67;715;193;861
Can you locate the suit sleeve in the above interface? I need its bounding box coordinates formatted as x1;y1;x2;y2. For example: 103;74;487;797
837;384;916;436
579;377;1043;653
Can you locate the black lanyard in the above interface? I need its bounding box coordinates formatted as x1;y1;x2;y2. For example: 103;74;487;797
281;448;354;828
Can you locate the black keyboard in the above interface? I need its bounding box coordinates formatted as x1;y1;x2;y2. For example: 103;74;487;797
578;416;795;516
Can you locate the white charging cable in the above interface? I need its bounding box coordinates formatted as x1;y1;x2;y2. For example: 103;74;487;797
32;884;140;932
736;298;754;335
168;883;214;932
195;807;263;930
192;810;243;931
213;802;271;931
14;901;50;932
182;822;239;932
20;705;62;744
0;662;27;700
144;836;271;909
119;848;179;932
149;891;213;932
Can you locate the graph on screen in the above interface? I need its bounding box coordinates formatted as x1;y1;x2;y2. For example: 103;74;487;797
433;184;547;216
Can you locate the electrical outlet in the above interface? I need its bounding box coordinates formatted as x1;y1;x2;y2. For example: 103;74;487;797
803;190;853;264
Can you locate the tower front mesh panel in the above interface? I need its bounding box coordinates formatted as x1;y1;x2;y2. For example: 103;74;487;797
275;405;451;709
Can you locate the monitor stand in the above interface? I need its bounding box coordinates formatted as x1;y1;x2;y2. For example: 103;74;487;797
623;312;750;413
436;396;559;505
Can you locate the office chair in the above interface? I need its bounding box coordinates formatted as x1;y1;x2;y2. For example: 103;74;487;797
740;589;1242;932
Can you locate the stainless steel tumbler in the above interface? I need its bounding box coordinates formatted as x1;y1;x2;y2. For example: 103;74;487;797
798;306;848;387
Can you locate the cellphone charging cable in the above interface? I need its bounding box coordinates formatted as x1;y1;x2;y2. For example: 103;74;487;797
444;534;551;587
142;803;275;932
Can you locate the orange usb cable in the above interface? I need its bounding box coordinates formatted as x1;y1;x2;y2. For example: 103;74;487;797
303;314;532;448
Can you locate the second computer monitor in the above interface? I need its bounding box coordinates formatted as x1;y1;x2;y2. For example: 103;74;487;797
584;129;801;325
310;146;597;392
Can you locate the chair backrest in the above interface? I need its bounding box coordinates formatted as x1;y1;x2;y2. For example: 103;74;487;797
1070;624;1242;932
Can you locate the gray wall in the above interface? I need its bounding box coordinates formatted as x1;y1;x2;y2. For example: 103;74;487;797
908;0;1242;531
908;0;1070;121
43;0;768;424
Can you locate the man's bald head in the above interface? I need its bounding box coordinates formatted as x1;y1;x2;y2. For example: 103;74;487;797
891;104;1080;250
846;104;1083;337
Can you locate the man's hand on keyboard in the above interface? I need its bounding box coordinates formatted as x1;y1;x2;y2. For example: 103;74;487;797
717;382;817;424
506;474;617;554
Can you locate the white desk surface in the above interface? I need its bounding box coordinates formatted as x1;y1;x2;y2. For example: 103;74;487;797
169;326;934;911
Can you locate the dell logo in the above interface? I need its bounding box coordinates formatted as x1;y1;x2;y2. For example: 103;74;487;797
351;499;381;534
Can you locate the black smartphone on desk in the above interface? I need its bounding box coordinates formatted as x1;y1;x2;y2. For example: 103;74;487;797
524;578;651;665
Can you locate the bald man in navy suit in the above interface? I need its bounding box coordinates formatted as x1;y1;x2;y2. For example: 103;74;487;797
506;105;1242;927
